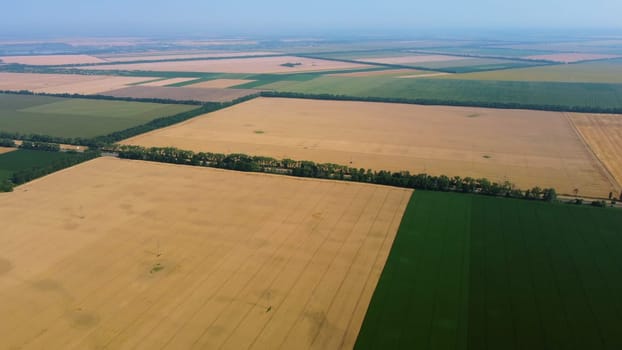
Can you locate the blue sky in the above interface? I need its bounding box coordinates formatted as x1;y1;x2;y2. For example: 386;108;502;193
2;0;621;37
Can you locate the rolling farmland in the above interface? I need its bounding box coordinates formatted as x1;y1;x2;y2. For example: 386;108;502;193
356;190;622;349
0;157;412;349
123;97;616;197
0;93;196;138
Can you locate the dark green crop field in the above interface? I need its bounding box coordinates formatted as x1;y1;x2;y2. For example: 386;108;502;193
0;93;196;138
356;191;622;350
0;149;85;182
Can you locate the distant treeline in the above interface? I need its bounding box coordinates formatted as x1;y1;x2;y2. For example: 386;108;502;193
0;89;204;105
259;91;622;114
19;140;61;152
115;145;558;202
0;92;258;148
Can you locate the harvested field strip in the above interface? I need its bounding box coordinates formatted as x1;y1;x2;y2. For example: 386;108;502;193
356;191;622;349
0;157;412;349
137;78;201;87
185;79;257;88
569;113;622;191
0;72;156;95
123;97;616;198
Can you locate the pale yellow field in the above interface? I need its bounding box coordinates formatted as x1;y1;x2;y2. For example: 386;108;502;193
0;147;15;154
524;53;620;63
124;97;616;197
186;79;256;88
0;157;411;349
138;78;198;87
0;73;156;94
327;69;424;77
99;51;277;62
76;56;373;74
0;54;105;65
356;55;467;65
569;113;622;192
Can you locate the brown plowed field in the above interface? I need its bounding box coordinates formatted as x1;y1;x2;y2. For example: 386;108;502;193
568;113;622;192
100;86;259;103
0;55;105;65
186;79;255;88
124;97;616;197
138;78;199;87
76;56;373;74
0;157;411;349
0;73;156;95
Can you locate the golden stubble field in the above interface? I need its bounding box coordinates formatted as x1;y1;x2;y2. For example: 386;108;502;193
0;72;156;95
0;157;411;349
77;56;373;74
124;97;616;197
568;113;622;193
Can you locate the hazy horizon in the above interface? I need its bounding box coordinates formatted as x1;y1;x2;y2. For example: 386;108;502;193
2;0;622;38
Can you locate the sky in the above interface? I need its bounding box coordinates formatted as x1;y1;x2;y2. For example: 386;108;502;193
2;0;622;38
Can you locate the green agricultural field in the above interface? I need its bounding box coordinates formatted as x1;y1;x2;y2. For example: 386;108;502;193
440;59;622;83
0;93;196;138
0;149;85;182
259;76;622;111
355;191;622;350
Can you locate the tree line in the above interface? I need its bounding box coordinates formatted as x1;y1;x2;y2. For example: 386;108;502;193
114;145;559;202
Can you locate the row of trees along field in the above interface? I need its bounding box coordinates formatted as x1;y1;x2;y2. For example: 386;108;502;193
115;145;559;202
0;140;100;192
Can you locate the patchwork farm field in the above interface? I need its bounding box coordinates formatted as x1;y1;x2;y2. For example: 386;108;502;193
124;97;616;197
441;60;622;83
0;157;412;349
356;190;622;349
77;56;373;74
569;113;622;190
0;93;196;138
100;86;259;103
0;72;157;94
